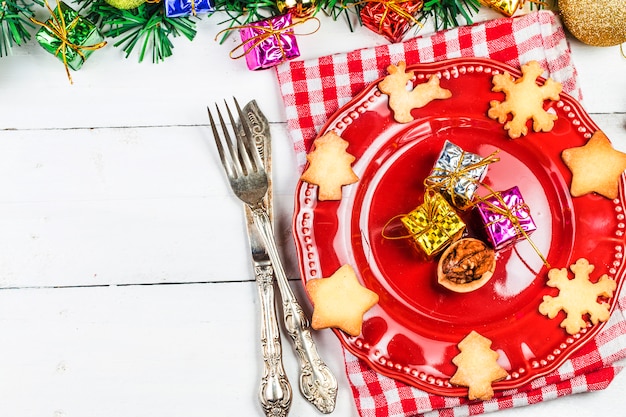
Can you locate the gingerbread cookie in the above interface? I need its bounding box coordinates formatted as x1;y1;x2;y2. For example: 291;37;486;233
487;60;562;139
539;258;616;335
561;130;626;199
305;264;379;337
450;331;508;400
300;131;359;201
379;61;452;124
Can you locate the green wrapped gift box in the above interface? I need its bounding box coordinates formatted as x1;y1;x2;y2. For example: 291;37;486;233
34;1;105;72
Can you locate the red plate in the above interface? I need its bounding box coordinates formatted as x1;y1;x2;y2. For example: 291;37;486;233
292;58;626;396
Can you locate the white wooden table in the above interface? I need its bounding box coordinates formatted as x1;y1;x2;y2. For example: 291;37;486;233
0;7;624;417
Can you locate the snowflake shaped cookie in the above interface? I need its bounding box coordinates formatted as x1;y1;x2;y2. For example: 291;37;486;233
488;60;562;139
539;258;617;335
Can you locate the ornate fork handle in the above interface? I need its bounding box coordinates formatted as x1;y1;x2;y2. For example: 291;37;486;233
252;206;338;414
255;263;292;417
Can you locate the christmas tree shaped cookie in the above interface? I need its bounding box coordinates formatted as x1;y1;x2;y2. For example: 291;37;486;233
300;131;359;201
450;331;508;400
539;258;617;334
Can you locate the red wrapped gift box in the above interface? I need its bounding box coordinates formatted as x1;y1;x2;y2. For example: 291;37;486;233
359;0;423;43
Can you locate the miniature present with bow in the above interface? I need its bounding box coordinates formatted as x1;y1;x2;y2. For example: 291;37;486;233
425;140;498;210
238;14;302;70
478;0;523;17
165;0;214;18
476;185;537;250
400;190;466;257
32;0;106;82
359;0;423;43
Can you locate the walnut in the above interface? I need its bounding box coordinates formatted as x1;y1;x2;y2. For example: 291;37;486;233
437;238;496;293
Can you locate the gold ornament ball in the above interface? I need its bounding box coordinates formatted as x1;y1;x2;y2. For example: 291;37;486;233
559;0;626;46
276;0;317;18
104;0;147;9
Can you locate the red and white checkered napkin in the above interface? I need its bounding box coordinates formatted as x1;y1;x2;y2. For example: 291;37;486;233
343;299;626;417
274;9;626;417
275;10;581;169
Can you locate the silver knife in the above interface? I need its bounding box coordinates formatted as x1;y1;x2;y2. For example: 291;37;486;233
241;101;292;417
240;102;338;414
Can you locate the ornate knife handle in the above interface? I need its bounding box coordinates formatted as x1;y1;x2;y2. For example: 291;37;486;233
255;263;292;417
252;207;338;414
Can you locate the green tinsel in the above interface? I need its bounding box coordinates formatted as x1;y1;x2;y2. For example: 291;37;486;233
0;0;38;56
1;0;488;61
78;0;197;62
421;0;481;30
212;0;276;42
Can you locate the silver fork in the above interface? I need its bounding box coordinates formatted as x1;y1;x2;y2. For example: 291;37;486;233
209;98;338;414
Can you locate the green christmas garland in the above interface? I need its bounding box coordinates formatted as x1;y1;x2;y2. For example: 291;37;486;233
0;0;486;62
0;0;38;56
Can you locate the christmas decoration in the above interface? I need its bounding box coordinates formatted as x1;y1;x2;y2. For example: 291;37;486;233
276;0;316;18
103;0;147;10
0;0;35;56
0;0;592;70
84;0;197;62
539;258;617;334
420;0;480;29
219;13;315;70
400;190;466;257
425;140;497;210
450;331;508;400
477;0;521;16
559;0;626;47
165;0;214;17
1;0;490;65
359;0;424;43
476;186;536;249
31;0;106;82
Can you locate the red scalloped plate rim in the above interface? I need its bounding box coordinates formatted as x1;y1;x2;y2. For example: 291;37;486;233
292;57;626;397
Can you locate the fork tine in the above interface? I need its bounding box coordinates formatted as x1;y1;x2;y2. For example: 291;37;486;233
223;99;255;176
233;97;264;173
216;103;245;178
207;106;233;178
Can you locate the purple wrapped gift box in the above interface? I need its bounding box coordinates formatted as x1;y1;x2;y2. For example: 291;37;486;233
239;14;300;70
476;186;536;250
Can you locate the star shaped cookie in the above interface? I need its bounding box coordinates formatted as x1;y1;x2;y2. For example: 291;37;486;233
561;130;626;199
306;264;379;337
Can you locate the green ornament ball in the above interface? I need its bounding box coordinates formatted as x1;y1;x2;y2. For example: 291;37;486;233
104;0;147;9
559;0;626;46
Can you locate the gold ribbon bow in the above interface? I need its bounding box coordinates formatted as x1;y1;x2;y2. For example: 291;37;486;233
30;0;106;84
479;0;548;17
478;189;550;268
216;16;320;61
382;189;465;255
425;149;500;209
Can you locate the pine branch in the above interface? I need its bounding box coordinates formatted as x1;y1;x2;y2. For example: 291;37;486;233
0;0;37;57
320;0;359;31
420;0;480;30
211;0;277;42
81;0;197;63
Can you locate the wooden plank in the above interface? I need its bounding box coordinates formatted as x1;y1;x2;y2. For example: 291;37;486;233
0;282;357;416
0;124;300;287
